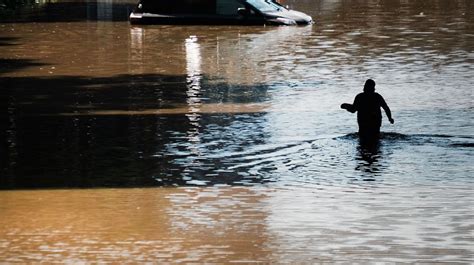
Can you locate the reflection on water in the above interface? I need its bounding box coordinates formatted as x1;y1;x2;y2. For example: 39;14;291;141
185;35;204;160
0;0;473;262
356;137;382;176
1;185;472;263
0;188;272;263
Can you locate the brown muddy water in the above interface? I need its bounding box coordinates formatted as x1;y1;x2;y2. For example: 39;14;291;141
0;0;473;263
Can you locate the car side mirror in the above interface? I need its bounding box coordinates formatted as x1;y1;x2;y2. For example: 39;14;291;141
237;7;248;16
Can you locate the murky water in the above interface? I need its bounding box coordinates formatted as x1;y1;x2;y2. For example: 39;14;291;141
1;0;473;262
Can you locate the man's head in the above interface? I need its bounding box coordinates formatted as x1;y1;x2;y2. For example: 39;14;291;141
363;79;376;93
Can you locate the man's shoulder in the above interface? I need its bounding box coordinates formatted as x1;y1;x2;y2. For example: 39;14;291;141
374;92;385;98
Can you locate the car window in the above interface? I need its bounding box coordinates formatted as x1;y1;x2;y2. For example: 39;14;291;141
216;0;245;15
141;0;215;14
245;0;282;13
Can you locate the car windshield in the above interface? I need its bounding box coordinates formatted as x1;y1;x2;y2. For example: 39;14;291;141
245;0;283;13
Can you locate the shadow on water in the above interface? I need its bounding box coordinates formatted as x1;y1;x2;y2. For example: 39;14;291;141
0;37;49;74
0;37;19;46
0;59;48;75
0;1;135;22
0;72;271;190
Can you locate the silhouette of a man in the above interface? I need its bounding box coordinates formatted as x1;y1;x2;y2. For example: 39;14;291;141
341;79;394;139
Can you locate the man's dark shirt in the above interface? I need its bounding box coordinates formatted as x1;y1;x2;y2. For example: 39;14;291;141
352;92;388;128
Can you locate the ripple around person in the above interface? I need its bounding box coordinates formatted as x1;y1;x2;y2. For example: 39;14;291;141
336;132;473;148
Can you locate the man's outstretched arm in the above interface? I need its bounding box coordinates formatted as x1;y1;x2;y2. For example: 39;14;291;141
381;98;394;124
341;103;356;113
341;94;360;113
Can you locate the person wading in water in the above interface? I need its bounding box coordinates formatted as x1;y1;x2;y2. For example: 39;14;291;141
341;79;394;141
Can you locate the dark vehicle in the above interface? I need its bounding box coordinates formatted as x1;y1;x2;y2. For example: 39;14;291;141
129;0;313;25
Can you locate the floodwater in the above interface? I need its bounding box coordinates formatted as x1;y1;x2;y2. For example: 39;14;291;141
0;0;473;263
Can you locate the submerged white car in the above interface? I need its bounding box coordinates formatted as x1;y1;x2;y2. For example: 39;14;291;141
130;0;313;25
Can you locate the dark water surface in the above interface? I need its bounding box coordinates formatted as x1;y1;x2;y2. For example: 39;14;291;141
0;0;473;263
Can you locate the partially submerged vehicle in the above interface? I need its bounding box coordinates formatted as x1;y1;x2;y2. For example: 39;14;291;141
129;0;313;25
